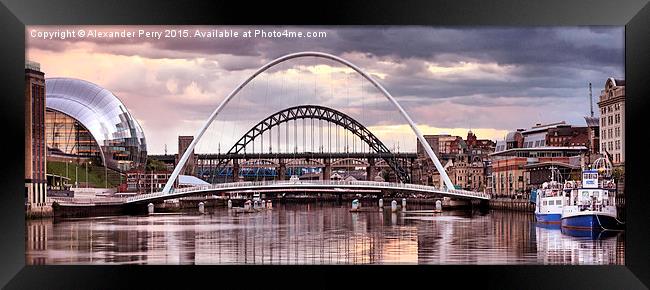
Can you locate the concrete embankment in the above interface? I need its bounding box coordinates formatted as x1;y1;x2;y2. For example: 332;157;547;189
53;195;531;218
26;205;54;219
488;198;534;212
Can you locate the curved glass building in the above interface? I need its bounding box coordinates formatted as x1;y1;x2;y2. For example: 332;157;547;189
44;78;147;172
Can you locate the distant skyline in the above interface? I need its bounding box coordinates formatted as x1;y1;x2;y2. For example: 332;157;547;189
26;26;624;154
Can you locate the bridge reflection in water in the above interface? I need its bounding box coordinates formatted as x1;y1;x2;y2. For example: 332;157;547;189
26;204;624;265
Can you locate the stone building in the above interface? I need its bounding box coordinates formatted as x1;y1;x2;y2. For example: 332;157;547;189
414;131;494;191
598;77;625;165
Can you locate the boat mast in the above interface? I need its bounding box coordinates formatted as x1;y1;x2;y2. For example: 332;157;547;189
589;82;594;117
550;166;556;182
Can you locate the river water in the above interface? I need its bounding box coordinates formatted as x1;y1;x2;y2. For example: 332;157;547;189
25;203;625;265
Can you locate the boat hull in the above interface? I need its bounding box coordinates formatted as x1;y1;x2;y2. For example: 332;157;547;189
535;213;561;224
561;214;618;231
560;227;620;239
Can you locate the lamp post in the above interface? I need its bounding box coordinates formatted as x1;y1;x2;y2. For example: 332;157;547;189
75;165;78;188
65;160;70;190
86;161;91;188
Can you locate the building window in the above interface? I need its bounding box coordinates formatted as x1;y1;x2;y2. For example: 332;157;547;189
609;141;613;151
601;118;606;126
608;116;613;125
615;140;620;150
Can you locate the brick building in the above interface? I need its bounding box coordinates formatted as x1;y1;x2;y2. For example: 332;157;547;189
490;143;587;197
25;61;50;216
176;135;197;175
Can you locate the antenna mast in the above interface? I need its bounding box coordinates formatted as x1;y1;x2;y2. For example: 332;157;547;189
589;82;594;117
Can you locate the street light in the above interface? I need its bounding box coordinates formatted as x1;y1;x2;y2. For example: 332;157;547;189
86;161;91;188
66;160;71;190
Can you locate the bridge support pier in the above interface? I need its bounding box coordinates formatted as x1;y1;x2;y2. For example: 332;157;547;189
232;159;240;181
366;157;376;181
323;158;331;180
277;159;286;180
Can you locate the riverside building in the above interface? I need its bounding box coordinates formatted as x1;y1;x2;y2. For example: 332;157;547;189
44;78;147;173
598;77;625;166
25;61;51;217
490;122;590;197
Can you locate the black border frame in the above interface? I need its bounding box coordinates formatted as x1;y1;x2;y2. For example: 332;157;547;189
1;0;649;288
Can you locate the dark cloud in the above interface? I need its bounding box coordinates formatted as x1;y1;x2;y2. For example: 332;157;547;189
28;26;624;68
27;26;624;153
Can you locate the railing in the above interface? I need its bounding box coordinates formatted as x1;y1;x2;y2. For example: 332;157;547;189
125;180;490;203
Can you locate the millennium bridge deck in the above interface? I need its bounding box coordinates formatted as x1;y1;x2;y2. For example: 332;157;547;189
51;180;490;207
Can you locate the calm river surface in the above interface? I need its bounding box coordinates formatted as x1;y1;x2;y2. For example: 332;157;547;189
26;203;625;265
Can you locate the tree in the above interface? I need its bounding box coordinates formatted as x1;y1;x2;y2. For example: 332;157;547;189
146;158;168;172
612;166;625;182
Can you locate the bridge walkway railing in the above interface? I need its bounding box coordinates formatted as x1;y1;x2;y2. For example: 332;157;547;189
126;180;490;203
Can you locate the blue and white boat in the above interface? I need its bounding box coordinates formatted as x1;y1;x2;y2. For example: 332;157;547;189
534;167;566;224
560;158;621;231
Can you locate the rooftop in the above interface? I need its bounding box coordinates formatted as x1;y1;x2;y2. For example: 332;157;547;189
584;116;599;127
489;146;588;156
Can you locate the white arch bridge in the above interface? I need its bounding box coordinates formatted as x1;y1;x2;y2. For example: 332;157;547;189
145;51;492;205
164;51;457;194
126;180;490;205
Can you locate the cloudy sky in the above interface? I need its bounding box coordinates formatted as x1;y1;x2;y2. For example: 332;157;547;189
26;26;624;154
